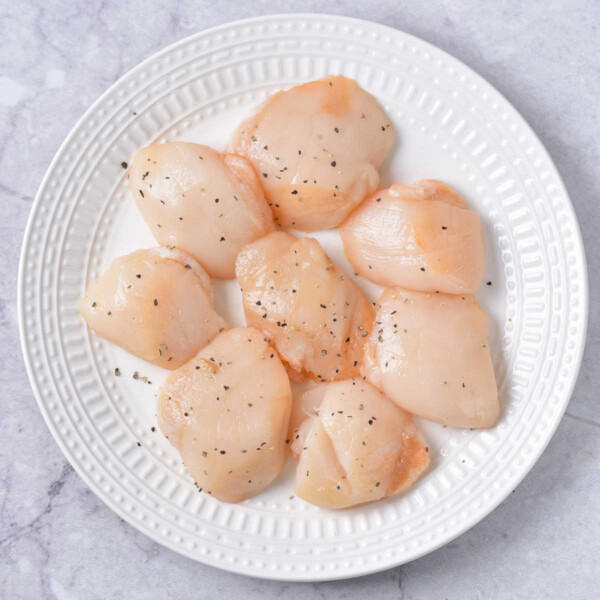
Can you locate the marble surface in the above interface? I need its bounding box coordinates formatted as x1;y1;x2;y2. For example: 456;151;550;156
1;1;598;598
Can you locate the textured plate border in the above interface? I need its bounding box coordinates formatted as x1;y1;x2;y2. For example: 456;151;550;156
18;14;588;581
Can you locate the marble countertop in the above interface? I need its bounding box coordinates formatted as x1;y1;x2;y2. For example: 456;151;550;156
1;1;598;598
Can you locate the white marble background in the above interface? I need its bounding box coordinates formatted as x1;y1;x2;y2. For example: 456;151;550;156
1;1;598;598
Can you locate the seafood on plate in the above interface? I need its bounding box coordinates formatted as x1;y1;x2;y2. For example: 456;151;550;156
77;75;502;509
292;379;429;509
236;231;374;383
232;75;394;231
340;180;486;294
79;247;227;369
129;142;275;279
362;287;499;428
157;327;292;503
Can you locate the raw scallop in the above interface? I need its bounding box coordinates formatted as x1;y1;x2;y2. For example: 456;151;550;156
362;287;499;428
79;247;227;369
129;142;275;279
232;76;394;230
236;231;374;382
158;327;292;503
293;380;429;509
340;180;486;294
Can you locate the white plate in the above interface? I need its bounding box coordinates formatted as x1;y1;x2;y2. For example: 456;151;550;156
18;14;587;581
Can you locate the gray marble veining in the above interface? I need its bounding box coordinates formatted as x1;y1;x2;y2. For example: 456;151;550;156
1;1;598;598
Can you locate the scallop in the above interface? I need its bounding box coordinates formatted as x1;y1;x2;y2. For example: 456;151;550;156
235;231;374;382
129;142;275;279
340;180;486;294
362;287;499;428
293;380;429;509
157;327;292;503
79;247;227;369
232;75;394;230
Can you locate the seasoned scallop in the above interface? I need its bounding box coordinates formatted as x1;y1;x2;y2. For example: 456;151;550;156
157;327;292;503
362;287;499;428
129;142;275;279
293;380;429;509
79;247;227;369
232;75;394;230
235;231;374;382
340;180;486;294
